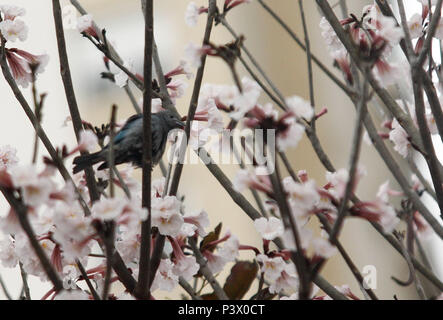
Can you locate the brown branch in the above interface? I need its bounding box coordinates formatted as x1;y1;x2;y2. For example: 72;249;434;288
52;0;100;203
135;0;154;300
0;187;63;292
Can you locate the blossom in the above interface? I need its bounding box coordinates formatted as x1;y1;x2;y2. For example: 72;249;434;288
77;14;97;37
389;119;410;158
183;210;209;236
195;98;224;132
151;259;179;292
185;2;207;27
167;78;188;99
116;231;140;264
408;13;423;39
268;263;299;294
325;168;349;199
284;178;320;214
0;19;28;42
9;164;38;187
91;197;126;221
0;145;18;171
62;5;78;30
254;217;284;240
170;237;199;281
319;17;345;54
218;234;239;262
203;250;226;274
165;60;193;79
78;130;98;152
413;211;433;240
114;59;135;88
373;60;408;87
311;237;337;259
256;254;286;282
230;77;262;120
151;196;184;236
286;95;314;121
276;118;305;152
5;48;49;87
377;15;404;47
185;42;212;68
0;237;18;268
232;167;272;194
353;183;400;233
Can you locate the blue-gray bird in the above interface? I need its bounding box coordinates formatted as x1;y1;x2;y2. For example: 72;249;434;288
72;110;184;174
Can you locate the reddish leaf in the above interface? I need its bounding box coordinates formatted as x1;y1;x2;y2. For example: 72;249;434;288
199;222;222;253
223;261;258;300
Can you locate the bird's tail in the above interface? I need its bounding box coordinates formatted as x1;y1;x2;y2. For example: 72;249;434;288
72;151;103;174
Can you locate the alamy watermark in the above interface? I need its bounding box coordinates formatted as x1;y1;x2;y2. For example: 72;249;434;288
165;127;277;174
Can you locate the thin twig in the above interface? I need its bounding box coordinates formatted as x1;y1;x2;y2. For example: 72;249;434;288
0;273;12;300
188;237;229;300
169;0;217;196
330;75;369;241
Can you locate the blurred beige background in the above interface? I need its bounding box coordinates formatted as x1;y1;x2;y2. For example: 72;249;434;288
0;0;441;300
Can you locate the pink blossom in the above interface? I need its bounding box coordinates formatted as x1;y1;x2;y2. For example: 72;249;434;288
165;60;193;79
185;42;213;68
0;19;28;42
151;259;179;292
218;234;239;262
170;237;199;281
286;95;314;121
77;14;97;38
0;145;18;171
284;178;320;215
319;17;345;54
151;196;184;236
114;59;135;88
389;119;410;158
203;250;226;274
0;236;18;268
268;263;299;294
230;77;262;120
256;254;286;281
91;197;126;221
5;48;49;87
185;2;208;27
78;130;98;152
311;237;337;259
116;231;140;264
195;98;225;132
62;5;78;30
232;167;273;194
276;119;305;152
0;5;25;21
408;13;423;39
183;210;209;236
167;78;188;99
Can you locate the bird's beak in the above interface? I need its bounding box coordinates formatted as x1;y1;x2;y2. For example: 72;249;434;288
175;119;185;129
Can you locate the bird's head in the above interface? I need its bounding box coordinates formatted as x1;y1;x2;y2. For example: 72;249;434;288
159;110;185;131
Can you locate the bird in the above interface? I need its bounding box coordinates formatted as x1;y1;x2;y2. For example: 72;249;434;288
72;110;185;174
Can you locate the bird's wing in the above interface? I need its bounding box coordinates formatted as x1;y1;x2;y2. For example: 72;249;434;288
114;114;143;144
